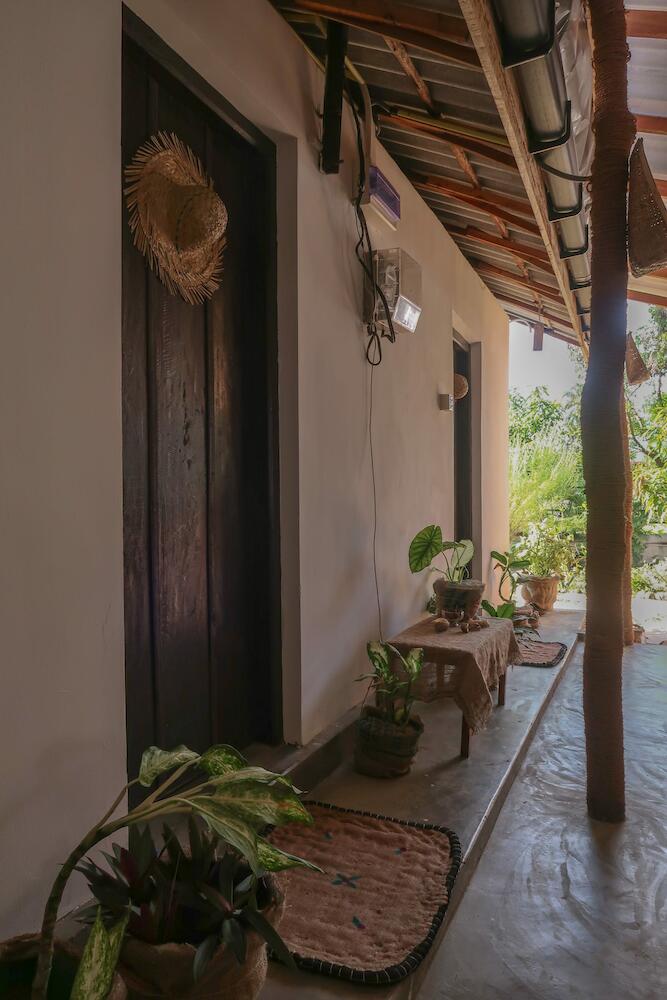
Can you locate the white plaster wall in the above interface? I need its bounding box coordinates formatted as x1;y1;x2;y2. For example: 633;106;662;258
0;0;508;936
127;0;509;743
0;1;126;937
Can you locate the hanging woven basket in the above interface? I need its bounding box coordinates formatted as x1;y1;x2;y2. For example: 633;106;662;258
628;138;667;277
625;333;650;385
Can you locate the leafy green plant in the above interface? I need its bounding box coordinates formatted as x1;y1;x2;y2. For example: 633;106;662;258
631;557;667;599
515;520;579;580
481;600;539;638
31;744;317;999
409;525;474;581
69;908;128;1000
77;820;294;980
358;641;424;726
490;550;530;602
481;600;515;619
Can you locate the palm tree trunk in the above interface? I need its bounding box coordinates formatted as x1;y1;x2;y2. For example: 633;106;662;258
581;0;635;822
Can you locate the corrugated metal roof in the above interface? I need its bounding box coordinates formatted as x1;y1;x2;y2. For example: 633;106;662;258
273;1;579;341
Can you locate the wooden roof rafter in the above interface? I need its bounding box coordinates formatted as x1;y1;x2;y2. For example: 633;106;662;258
381;36;510;237
281;1;481;66
376;111;517;171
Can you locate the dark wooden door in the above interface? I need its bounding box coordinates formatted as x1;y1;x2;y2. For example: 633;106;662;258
122;25;281;786
454;341;473;544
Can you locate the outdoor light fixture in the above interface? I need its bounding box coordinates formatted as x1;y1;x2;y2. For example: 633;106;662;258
364;248;422;335
492;0;593;315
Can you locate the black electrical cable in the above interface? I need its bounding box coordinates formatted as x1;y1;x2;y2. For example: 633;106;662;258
538;161;591;183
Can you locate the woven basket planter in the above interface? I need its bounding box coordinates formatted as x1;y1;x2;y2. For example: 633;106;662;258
117;876;284;1000
519;574;560;613
433;578;485;621
0;933;127;999
354;706;424;778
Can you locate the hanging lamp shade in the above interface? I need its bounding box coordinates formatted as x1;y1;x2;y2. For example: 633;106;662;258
453;373;469;401
628;139;667;278
625;333;650;386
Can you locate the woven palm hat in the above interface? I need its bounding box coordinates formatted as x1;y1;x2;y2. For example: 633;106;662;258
125;132;228;304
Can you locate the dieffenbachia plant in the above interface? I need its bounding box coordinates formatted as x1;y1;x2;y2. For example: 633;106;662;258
31;744;317;1000
357;641;424;726
409;525;474;582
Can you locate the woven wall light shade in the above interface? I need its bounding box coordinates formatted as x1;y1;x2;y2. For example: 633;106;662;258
125;132;228;304
453;373;469;401
628;138;667;278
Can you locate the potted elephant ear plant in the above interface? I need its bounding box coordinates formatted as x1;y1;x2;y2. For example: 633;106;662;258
409;525;483;623
354;642;425;778
3;743;317;1000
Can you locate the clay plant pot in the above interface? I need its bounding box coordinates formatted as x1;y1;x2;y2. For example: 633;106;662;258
354;706;424;778
433;578;485;622
519;574;560;613
117;875;284;1000
0;933;127;1000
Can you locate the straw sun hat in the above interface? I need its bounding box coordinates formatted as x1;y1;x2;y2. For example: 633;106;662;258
125;132;228;304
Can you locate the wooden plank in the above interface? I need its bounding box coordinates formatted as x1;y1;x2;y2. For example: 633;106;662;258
626;9;667;40
381;40;509;237
474;261;563;304
493;291;575;334
416;177;540;235
282;1;480;66
628;288;667;308
415;173;532;216
636;114;667;136
383;36;435;110
458;0;587;352
449;225;552;268
378;111;517;169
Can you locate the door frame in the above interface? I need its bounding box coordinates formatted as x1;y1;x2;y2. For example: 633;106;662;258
453;331;483;580
122;7;283;748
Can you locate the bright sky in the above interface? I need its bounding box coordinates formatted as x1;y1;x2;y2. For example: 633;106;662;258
509;301;652;398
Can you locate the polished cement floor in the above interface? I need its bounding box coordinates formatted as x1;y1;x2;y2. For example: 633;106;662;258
262;610;582;999
420;643;667;1000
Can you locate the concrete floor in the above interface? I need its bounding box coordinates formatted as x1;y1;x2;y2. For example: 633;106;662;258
420;642;667;1000
261;610;582;999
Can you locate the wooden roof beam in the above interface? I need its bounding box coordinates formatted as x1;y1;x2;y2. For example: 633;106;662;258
626;10;667;40
458;0;586;353
494;292;576;336
628;288;667;309
281;2;480;67
415;176;540;236
448;225;552;269
377;111;516;169
635;114;667;136
473;261;563;304
380;41;510;238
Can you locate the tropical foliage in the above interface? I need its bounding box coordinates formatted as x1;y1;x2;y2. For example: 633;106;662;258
31;743;317;999
510;308;667;598
409;525;474;581
78;820;295;979
359;641;424;725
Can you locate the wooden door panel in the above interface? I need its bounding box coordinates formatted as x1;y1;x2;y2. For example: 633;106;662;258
122;26;280;785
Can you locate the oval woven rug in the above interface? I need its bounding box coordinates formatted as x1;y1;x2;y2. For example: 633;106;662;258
269;801;461;985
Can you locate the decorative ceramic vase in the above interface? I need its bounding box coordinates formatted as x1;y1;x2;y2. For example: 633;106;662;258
117;877;284;1000
0;933;127;1000
519;574;560;613
354;706;424;778
433;578;485;622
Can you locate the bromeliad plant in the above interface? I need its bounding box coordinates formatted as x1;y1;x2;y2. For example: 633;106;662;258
358;641;424;726
31;743;317;1000
77;820;295;980
409;525;474;581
